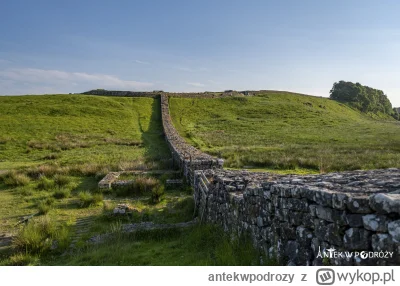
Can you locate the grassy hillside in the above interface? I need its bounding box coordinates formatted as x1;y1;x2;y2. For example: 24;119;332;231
169;92;400;173
0;94;171;265
0;94;169;170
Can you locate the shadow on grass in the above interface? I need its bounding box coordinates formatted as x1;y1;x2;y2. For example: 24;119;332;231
140;97;173;169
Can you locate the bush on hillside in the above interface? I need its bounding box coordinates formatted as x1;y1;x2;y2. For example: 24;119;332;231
330;81;394;116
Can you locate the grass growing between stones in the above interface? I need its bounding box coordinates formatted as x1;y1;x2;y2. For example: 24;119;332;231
169;92;400;173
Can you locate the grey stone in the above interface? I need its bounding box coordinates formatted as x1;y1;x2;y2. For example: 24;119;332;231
370;193;400;214
332;193;349;210
256;216;264;227
296;226;313;246
372;233;394;252
314;189;334;207
344;213;364;227
346;196;372;213
362;214;388;232
388;220;400;243
315;206;346;225
343;228;372;250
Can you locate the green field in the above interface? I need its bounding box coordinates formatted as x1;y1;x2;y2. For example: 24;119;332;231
0;94;170;170
0;94;260;266
169;92;400;173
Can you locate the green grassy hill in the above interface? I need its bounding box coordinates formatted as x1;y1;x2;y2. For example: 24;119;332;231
169;92;400;173
0;93;263;266
0;94;173;265
0;94;169;170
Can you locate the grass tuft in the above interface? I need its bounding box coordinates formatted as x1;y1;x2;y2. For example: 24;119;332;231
78;191;103;208
13;216;69;254
53;188;71;199
2;171;30;187
37;176;54;191
37;197;55;215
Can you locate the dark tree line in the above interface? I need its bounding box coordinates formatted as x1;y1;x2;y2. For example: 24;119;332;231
330;81;398;119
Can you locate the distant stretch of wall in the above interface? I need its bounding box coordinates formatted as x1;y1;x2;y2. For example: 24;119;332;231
82;89;312;98
82;90;160;97
160;94;224;184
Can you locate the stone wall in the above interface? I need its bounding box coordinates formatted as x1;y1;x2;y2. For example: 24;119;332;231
160;94;224;184
82;89;317;98
193;168;400;265
82;90;160;97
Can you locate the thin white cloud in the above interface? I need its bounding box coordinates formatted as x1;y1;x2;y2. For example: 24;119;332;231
0;68;153;92
187;82;205;87
134;60;151;65
0;59;12;64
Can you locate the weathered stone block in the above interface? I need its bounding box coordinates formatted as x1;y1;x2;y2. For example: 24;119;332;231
281;222;296;240
370;193;400;215
362;214;388;232
372;233;394;253
314;189;334;207
343;228;372;250
315;206;346;225
346;196;372;213
344;213;364;227
325;223;346;246
285;240;298;262
288;211;305;226
296;226;313;246
332;193;349;210
256;216;264;227
388;220;400;243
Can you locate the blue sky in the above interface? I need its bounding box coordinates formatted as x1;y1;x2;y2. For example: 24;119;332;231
1;0;399;106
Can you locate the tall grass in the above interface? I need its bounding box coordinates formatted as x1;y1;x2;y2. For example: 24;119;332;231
47;224;266;266
1;171;30;187
114;176;160;197
13;216;70;254
78;191;103;208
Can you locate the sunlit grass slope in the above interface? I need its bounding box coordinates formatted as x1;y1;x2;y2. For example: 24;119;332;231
169;92;400;173
0;94;169;170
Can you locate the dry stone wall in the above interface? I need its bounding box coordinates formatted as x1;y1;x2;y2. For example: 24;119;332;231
82;90;160;97
160;94;224;184
193;169;400;266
